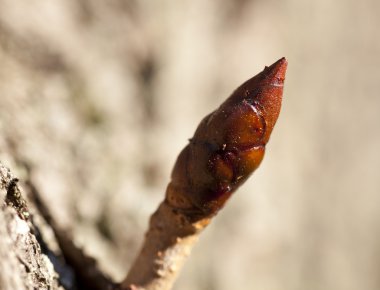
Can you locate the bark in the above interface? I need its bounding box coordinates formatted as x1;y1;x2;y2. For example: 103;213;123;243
0;163;66;290
0;162;115;290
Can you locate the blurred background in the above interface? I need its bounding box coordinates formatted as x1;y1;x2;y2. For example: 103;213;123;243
1;0;380;289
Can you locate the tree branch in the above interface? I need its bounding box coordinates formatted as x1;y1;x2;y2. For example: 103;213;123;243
122;58;288;290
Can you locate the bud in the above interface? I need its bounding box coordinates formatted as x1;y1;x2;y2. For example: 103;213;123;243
167;58;287;218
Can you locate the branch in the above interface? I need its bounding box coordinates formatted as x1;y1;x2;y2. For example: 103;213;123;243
121;58;288;290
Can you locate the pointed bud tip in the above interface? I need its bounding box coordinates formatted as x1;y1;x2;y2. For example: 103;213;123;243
258;57;287;140
264;57;287;83
236;57;287;142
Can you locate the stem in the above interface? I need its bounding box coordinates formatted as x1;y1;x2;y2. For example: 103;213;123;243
123;201;206;290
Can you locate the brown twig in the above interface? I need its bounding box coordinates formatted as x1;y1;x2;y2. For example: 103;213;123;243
121;58;288;290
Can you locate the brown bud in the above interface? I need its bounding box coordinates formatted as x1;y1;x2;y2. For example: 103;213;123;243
167;58;287;219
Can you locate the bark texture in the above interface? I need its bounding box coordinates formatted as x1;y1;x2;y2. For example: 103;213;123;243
0;161;116;290
0;163;67;290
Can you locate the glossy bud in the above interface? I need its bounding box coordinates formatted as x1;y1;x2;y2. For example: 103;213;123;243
167;58;287;218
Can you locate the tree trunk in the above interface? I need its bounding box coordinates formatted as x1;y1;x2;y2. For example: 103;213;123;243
0;163;66;290
0;162;115;290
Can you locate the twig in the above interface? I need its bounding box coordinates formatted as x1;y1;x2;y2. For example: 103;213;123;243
122;58;288;290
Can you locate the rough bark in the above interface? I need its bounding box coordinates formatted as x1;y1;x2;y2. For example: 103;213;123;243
0;162;116;290
0;163;66;290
